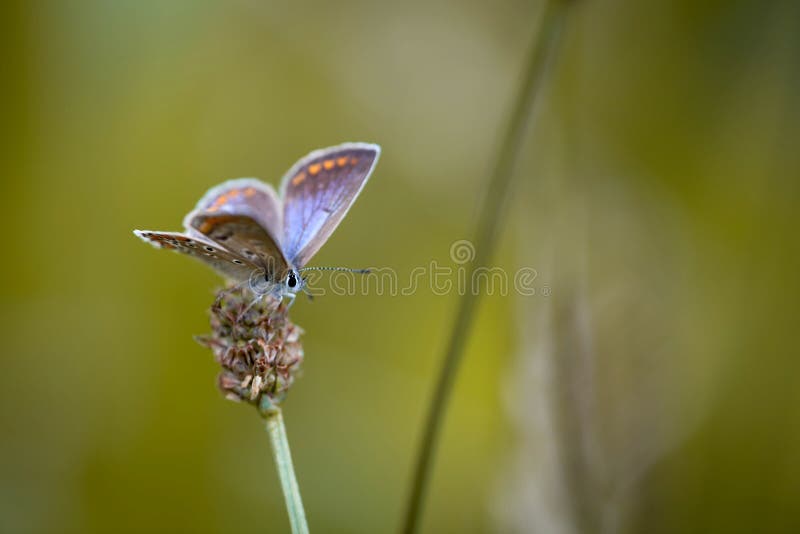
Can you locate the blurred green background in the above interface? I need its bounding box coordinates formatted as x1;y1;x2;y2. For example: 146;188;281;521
2;0;799;532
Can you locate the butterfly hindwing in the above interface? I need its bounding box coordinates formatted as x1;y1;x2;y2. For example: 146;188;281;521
279;142;380;268
133;230;257;282
187;178;283;246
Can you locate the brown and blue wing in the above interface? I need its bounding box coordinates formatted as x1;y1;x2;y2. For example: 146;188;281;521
279;142;380;268
133;230;257;282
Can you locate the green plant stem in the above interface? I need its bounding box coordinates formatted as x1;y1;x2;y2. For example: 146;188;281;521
265;408;309;534
400;2;572;533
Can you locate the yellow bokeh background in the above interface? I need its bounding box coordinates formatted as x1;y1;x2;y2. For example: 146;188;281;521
1;1;798;532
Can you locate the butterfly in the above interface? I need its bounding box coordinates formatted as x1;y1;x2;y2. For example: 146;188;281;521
134;142;380;304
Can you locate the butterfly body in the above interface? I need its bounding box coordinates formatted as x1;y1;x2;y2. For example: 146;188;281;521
135;143;380;301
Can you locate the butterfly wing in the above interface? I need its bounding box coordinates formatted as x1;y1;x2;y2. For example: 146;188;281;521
184;177;290;280
188;178;283;242
133;230;257;282
279;142;380;268
184;212;290;280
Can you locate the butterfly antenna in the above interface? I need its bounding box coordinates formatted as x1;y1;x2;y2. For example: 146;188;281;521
299;267;369;301
298;266;371;274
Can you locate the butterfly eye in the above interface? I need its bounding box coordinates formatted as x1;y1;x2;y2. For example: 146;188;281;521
287;271;298;288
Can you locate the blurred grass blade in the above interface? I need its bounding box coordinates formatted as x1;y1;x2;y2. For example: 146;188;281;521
400;1;574;532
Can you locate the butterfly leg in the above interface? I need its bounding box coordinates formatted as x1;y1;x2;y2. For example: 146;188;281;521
239;292;263;318
215;280;246;306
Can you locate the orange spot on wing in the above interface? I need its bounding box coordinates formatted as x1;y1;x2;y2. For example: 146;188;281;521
198;215;236;234
212;193;229;208
244;187;256;197
323;159;335;170
228;189;241;199
308;163;322;175
336;156;348;167
350;157;359;165
292;172;307;185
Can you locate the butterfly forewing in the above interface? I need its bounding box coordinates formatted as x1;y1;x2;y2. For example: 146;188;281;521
280;143;380;268
133;230;257;282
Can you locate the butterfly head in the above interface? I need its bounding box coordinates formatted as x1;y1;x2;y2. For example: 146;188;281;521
246;266;305;300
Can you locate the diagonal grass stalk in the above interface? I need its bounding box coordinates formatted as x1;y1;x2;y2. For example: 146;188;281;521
400;1;574;532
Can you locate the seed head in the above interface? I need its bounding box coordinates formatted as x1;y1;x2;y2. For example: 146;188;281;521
196;286;304;412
